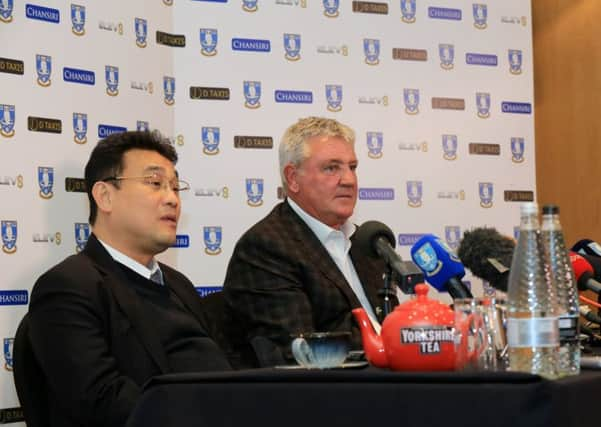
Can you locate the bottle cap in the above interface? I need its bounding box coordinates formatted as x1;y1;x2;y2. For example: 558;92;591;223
542;204;559;215
520;202;538;215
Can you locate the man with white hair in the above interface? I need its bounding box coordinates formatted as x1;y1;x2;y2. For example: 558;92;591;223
223;117;395;367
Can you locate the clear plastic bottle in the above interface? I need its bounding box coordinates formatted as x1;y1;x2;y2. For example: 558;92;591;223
507;202;559;379
541;204;580;376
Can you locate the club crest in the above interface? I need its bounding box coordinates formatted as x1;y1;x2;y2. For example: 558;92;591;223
136;120;149;132
38;166;54;199
406;180;423;207
204;226;223;255
473;4;488;29
323;0;339;18
4;338;13;371
200;28;218;56
36;54;52;87
246;178;264;207
1;220;17;254
511;137;525;163
163;76;175;105
135;18;148;48
242;0;258;12
442;134;457;160
508;49;522;75
74;222;90;253
478;182;493;208
72;112;88;144
366;132;383;159
0;0;13;23
363;38;380;65
476;92;490;118
284;33;301;61
202;127;220;155
71;4;86;35
105;66;119;96
444;226;461;250
400;0;416;23
413;242;442;275
325;84;342;112
403;88;420;115
243;81;261;109
439;44;454;70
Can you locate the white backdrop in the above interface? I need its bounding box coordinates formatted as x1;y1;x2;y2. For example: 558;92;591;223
0;0;534;421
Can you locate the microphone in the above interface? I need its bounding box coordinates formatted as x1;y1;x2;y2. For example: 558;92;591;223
457;227;515;293
354;221;424;294
570;252;601;294
410;234;473;299
572;239;601;258
580;305;601;325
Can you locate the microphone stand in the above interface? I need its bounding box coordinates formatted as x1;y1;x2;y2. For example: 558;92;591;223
377;266;398;320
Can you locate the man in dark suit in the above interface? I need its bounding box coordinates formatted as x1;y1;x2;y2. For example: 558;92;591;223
223;117;397;367
29;131;231;427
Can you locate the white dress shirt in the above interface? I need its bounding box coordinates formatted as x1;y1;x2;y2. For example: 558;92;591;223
287;198;381;334
98;238;164;285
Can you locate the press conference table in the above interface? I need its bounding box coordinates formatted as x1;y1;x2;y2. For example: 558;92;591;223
126;367;601;427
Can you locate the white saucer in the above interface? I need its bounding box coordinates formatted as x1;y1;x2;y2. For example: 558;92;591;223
274;361;369;370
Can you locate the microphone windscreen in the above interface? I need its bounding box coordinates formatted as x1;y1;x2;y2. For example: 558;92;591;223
411;234;465;293
570;252;594;281
457;227;515;289
354;220;396;259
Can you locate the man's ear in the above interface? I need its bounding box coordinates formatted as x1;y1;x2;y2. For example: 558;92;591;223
92;181;113;215
283;163;300;194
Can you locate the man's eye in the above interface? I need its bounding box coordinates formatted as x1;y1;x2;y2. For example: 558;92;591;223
324;165;339;173
350;164;358;171
149;180;162;188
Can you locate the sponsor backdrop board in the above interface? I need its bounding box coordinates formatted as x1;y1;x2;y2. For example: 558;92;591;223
0;0;533;418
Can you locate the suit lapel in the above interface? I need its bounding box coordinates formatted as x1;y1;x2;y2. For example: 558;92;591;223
82;235;170;374
349;242;383;314
280;202;361;307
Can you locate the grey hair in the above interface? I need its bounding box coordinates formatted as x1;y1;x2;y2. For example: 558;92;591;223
278;117;355;193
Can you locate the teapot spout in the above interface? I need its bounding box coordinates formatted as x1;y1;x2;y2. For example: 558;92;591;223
352;308;388;368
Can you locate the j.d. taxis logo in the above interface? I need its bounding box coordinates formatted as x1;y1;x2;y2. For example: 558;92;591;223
284;33;301;61
164;76;175;105
36;54;52;86
246;178;264;207
400;0;416;23
406;180;423;208
478;182;493;208
71;4;86;36
38;166;54;199
323;0;340;18
202;127;220;155
204;226;222;255
0;104;15;138
200;29;218;56
105;65;119;96
28;116;62;134
0;0;14;23
243;81;261;109
1;220;17;254
135;18;148;48
243;0;258;12
73;113;87;144
0;57;24;75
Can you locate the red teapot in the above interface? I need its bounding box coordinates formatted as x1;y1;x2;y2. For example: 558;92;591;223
353;284;483;371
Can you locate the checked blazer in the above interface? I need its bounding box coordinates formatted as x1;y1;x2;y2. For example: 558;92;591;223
222;200;397;366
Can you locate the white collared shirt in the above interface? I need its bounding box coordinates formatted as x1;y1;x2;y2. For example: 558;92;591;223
287;198;381;334
98;238;163;285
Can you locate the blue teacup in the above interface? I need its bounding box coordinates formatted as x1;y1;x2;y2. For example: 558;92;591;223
291;332;351;369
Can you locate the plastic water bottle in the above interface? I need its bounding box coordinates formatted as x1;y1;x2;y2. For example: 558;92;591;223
507;202;559;379
541;204;580;376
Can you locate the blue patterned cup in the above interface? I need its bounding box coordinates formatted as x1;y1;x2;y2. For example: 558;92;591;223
291;332;351;369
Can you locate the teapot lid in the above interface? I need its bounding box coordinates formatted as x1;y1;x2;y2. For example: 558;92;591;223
394;283;453;322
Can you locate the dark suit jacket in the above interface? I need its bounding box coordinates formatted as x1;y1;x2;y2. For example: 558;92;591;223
222;201;397;366
28;234;229;427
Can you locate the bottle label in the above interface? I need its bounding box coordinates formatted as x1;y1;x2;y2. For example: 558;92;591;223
507;317;559;348
558;315;579;344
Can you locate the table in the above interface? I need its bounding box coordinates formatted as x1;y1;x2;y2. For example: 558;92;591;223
126;367;601;427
